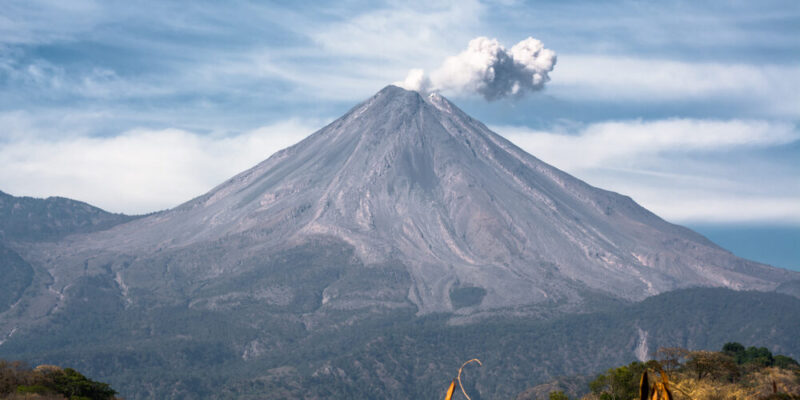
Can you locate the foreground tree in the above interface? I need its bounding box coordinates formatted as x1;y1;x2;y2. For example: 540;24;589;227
589;361;647;400
549;390;570;400
655;347;689;373
685;351;739;381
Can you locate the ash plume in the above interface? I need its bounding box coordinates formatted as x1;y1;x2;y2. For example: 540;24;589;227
398;36;557;100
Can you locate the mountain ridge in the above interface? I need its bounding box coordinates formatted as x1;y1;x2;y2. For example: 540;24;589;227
0;190;137;243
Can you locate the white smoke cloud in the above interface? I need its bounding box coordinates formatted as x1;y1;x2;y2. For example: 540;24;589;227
398;36;556;100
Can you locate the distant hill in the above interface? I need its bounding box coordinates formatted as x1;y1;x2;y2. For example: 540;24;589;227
0;191;137;314
0;190;137;243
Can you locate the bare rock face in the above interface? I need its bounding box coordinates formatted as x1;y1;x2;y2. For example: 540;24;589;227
4;86;797;331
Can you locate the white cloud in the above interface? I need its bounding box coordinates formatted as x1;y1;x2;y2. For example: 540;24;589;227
600;185;800;224
312;0;483;64
551;55;800;117
169;2;487;102
0;120;319;214
496;119;799;170
0;57;173;102
0;0;102;45
239;0;485;99
494;119;800;224
0;109;116;142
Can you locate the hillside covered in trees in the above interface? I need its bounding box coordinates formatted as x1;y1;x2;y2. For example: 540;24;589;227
4;288;799;399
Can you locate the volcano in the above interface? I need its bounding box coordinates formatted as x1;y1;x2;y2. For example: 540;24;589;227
6;85;796;323
2;85;799;399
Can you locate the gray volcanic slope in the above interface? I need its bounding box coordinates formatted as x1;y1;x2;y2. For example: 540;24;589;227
5;86;797;332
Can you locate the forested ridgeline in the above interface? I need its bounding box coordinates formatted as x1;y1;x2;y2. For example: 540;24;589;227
0;361;119;400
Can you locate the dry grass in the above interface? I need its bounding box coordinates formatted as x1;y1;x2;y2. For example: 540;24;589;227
575;366;799;400
652;367;799;400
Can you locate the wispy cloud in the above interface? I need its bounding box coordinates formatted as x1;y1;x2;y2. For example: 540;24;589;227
0;0;102;45
550;55;800;117
495;119;800;223
255;0;486;99
497;119;799;170
312;0;483;63
0;119;320;213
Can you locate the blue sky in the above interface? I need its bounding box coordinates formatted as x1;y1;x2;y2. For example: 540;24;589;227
1;1;798;268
